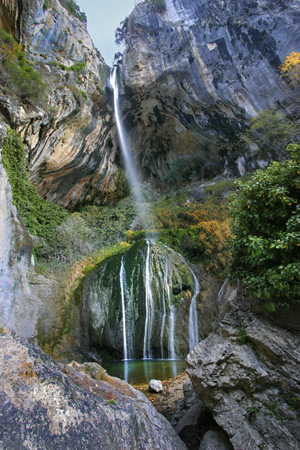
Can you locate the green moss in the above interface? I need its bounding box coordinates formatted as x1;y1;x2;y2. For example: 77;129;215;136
2;128;68;241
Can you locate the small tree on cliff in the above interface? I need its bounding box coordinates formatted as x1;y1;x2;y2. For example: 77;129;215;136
280;52;300;90
228;144;300;310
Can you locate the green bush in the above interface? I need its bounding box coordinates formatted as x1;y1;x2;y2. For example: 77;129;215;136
228;144;300;309
247;108;299;160
0;30;46;105
2;128;68;241
149;0;167;12
59;0;87;23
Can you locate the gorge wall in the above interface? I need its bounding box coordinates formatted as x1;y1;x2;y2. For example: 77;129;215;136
120;0;300;182
0;0;300;209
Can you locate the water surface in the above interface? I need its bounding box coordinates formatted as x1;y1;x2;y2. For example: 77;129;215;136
101;359;186;386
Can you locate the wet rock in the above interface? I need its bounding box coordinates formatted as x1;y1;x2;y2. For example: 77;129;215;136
199;430;233;450
0;329;187;450
149;379;163;393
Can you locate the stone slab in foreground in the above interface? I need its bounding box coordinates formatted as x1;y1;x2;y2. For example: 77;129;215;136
0;329;187;450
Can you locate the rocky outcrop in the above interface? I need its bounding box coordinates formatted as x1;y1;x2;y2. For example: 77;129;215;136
0;0;121;211
0;328;188;450
186;284;300;450
119;0;300;181
0;121;61;339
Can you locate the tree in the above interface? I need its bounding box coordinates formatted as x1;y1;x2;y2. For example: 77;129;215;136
280;52;300;90
228;144;300;310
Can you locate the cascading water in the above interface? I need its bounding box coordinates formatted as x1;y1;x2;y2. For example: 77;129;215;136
160;259;168;358
160;242;200;352
120;257;128;360
143;240;155;359
168;305;176;359
189;269;200;351
110;66;147;227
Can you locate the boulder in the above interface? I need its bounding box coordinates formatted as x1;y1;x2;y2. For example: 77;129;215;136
149;379;163;393
0;329;187;450
199;430;233;450
187;289;300;450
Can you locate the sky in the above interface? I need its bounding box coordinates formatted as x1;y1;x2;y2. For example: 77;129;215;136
76;0;135;65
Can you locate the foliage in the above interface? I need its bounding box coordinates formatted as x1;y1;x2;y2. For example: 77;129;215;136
2;128;68;240
228;144;300;309
59;0;87;23
280;52;300;90
164;156;203;188
36;196;137;267
247;108;299;160
0;30;46;105
43;0;50;9
149;0;167;12
152;187;231;274
115;17;129;47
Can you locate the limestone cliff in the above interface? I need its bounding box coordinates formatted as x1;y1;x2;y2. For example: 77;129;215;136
1;0;300;208
119;0;300;181
0;0;120;211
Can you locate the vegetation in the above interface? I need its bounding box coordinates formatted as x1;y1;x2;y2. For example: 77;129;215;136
2;128;68;241
280;51;300;90
0;30;46;105
247;108;299;160
58;0;87;23
228;144;300;310
149;0;167;12
115;17;129;47
151;183;232;274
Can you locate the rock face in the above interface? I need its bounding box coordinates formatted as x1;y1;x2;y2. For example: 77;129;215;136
1;0;299;208
0;329;187;450
119;0;300;181
186;285;300;450
78;240;198;360
0;122;61;339
0;0;121;211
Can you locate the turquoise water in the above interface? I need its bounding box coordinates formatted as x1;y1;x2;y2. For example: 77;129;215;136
100;359;187;386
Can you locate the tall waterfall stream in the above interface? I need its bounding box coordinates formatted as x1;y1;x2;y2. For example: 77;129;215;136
94;67;201;369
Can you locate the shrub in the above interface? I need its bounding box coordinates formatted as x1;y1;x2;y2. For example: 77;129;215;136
1;128;68;241
247;108;299;160
0;30;46;105
115;17;129;47
59;0;87;23
228;144;300;309
150;0;167;12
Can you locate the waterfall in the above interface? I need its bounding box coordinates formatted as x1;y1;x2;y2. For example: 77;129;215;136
120;257;128;360
110;67;147;227
143;241;155;359
189;268;200;351
160;259;168;358
168;305;176;359
160;242;200;352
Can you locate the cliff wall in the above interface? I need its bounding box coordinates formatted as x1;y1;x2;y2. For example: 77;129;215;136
120;0;300;181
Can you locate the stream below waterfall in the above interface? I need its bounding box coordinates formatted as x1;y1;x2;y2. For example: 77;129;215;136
100;359;187;386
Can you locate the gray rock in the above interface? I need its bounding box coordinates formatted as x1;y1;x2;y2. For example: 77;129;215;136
200;430;233;450
0;329;187;450
175;402;206;449
187;290;300;450
149;379;163;393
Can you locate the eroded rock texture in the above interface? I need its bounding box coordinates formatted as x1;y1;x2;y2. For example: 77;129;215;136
187;285;300;450
120;0;300;181
0;329;187;450
0;0;120;210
